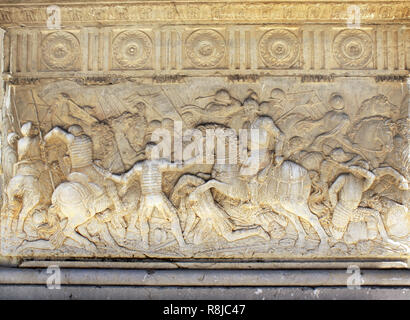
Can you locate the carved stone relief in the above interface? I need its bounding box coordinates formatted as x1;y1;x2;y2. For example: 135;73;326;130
0;1;408;264
0;76;408;259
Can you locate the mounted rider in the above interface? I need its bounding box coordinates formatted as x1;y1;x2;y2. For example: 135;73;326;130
239;96;285;204
44;125;124;218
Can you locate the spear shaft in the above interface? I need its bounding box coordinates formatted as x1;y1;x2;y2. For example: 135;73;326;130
30;90;55;190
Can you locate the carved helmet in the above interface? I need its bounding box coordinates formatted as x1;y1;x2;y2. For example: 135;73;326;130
144;141;159;159
329;93;345;110
7;132;19;145
214;89;232;105
21;122;34;137
243;97;259;114
68;124;84;136
270;88;286;102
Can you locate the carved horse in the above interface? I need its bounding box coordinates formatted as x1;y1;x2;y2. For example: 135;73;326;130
349;95;400;168
47;172;113;251
190;160;330;252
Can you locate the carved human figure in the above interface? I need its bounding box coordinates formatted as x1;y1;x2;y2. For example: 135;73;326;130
182;89;242;128
50;93;98;128
205;89;241;113
44;125;126;250
2;132;19;184
302;94;366;159
190;126;329;251
328;160;376;239
239;97;285;205
328;150;409;251
16;204;128;253
95;142;188;250
6;122;44;234
45;125;92;170
44;125;124;200
172;174;270;245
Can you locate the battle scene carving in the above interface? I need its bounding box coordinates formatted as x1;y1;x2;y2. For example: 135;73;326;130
0;77;408;259
0;0;408;263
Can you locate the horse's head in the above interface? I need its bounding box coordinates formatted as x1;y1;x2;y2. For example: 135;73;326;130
357;95;399;120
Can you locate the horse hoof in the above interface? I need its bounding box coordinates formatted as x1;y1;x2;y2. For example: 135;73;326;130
318;242;330;253
295;239;306;248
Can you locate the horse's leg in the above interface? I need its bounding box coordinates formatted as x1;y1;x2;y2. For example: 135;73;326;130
222;226;270;242
193;179;247;201
63;215;97;252
269;203;307;247
17;239;55;252
6;180;22;232
192;180;224;196
67;227;97;252
285;202;330;252
76;222;96;245
16;186;41;235
5;196;18;233
99;222;133;251
373;167;408;190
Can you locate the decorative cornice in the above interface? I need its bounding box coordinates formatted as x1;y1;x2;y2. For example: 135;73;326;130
0;1;408;27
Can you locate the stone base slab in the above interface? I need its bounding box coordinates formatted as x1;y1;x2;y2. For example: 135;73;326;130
0;285;409;300
1;267;409;299
0;267;409;287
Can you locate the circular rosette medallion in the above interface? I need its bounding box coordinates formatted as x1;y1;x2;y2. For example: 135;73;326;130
113;30;153;69
41;32;80;70
333;29;373;69
259;29;300;68
186;30;226;68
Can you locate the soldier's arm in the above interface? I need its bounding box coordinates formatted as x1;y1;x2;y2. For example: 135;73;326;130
121;162;143;183
349;166;375;191
373;166;408;190
265;118;285;157
258;116;285;163
94;161;142;184
328;174;346;207
44;127;74;145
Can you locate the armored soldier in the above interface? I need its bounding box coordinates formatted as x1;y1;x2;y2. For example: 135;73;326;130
2;132;19;184
44;125;125;221
95;142;188;250
239;97;285;204
6;122;44;234
44;125;92;173
328;150;409;252
329;161;376;240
